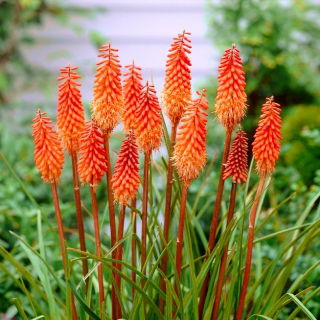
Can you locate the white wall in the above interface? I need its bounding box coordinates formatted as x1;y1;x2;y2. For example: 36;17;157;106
21;0;218;103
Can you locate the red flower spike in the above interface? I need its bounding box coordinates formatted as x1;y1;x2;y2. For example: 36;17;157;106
56;65;85;152
112;132;140;205
92;43;123;132
214;44;247;130
223;130;248;183
252;96;282;174
135;82;163;153
122;63;143;132
173;89;208;184
32;110;64;184
162;30;192;124
78;121;107;186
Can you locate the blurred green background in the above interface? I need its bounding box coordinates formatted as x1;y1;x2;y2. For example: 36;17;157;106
0;0;320;318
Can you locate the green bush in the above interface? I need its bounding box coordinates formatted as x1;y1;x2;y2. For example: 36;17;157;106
205;0;320;111
281;105;320;185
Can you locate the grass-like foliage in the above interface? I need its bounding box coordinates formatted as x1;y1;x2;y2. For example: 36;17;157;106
1;142;319;319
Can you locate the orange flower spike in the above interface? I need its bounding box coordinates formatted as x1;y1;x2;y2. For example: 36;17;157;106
56;65;85;152
92;43;123;132
214;44;247;130
173;89;209;184
112;132;140;205
223;130;248;184
78;121;108;185
122;63;143;132
32;110;64;184
163;30;192;124
135;82;163;153
252;96;282;174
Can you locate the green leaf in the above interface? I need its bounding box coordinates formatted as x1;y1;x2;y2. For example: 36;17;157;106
11;297;28;320
69;282;101;320
285;293;317;320
248;315;273;320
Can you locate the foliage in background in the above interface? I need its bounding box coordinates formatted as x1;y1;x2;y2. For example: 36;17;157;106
205;0;320;110
0;0;105;105
281;106;320;185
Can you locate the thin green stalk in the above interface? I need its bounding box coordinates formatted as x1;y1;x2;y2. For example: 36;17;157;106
212;182;237;319
141;152;151;274
175;183;189;289
89;186;105;315
115;204;126;319
70;151;88;286
131;198;137;298
103;132;118;319
235;173;267;320
199;128;233;318
160;121;178;313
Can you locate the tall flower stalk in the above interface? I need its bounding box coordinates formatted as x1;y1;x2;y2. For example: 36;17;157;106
160;30;192;309
78;121;108;315
122;63;143;296
92;42;123;317
32;110;78;319
131;197;137;298
199;45;247;317
111;131;140;318
235;97;282;320
211;130;248;320
56;65;88;283
135;82;162;275
173;90;208;288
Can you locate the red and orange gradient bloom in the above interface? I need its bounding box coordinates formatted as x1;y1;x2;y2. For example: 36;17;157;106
112;132;140;205
32;110;64;184
122;63;143;132
91;43;123;132
252;96;282;174
162;30;192;125
223;130;248;184
214;44;247;130
135;82;162;154
78;121;108;186
173;89;208;184
56;65;85;152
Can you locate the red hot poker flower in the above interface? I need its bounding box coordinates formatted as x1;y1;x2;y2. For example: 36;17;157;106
32;110;64;184
135;82;162;154
173;89;208;184
56;65;85;152
92;43;123;132
78;121;107;185
122;63;143;132
162;30;192;124
223;130;248;183
112;132;140;205
214;44;247;130
252;96;282;174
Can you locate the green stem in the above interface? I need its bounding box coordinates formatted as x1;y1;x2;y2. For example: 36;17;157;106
90;186;105;315
235;173;267;320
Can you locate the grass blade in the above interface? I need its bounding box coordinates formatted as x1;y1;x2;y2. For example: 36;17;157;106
69;281;101;320
286;293;317;320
